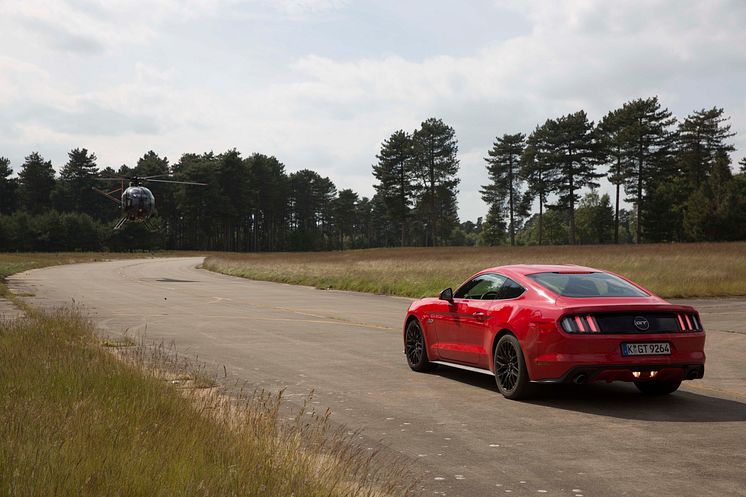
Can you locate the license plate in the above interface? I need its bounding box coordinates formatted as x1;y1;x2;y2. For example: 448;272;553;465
621;342;671;356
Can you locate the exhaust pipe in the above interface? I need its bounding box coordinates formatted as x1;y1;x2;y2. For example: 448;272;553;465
573;373;588;385
685;365;704;380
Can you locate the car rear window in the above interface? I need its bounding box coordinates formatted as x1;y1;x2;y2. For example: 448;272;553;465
527;272;649;298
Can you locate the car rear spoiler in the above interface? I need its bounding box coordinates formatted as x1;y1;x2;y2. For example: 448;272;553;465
556;302;698;316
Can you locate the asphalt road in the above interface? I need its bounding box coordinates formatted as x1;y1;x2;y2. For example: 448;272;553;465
10;257;746;497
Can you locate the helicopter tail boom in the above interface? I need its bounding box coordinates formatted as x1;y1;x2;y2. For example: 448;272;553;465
92;186;123;205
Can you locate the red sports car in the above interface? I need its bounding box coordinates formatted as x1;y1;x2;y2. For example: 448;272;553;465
403;265;705;399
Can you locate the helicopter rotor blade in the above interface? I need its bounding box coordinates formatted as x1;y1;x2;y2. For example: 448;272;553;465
144;178;207;186
94;177;128;181
141;174;171;179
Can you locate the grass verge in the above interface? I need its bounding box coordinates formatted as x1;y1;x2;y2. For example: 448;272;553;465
0;309;410;497
203;242;746;299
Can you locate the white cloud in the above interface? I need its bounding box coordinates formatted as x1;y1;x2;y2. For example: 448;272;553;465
271;0;348;15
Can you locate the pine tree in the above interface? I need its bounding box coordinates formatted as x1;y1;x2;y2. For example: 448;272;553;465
134;151;169;177
677;107;735;189
287;170;336;250
315;176;337;250
740;157;746;174
18;152;56;214
372;130;413;246
247;154;290;251
354;196;374;248
482;133;526;245
54;148;101;218
683;149;737;240
616;97;678;243
520;122;558;245
546;111;602;245
676;107;737;242
0;157;17;215
598;107;632;243
332;189;358;249
411;118;460;246
172;152;222;249
435;182;459;244
479;202;507;246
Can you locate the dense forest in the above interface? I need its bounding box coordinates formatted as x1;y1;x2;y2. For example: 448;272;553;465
1;96;745;252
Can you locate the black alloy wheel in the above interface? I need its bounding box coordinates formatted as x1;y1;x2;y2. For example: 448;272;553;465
493;334;533;400
405;320;435;372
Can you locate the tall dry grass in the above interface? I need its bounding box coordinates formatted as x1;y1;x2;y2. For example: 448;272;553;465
0;309;411;497
204;242;746;298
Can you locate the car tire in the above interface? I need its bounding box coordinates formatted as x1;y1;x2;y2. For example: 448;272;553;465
493;334;533;400
404;319;436;372
634;379;682;395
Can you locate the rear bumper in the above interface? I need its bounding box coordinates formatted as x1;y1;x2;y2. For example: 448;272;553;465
533;363;705;384
528;331;706;383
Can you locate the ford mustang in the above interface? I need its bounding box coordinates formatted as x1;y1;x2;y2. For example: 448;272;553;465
403;265;705;399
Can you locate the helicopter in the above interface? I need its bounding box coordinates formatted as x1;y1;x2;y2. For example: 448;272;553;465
93;175;206;230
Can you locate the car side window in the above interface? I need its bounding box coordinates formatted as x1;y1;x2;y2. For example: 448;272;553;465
454;274;506;300
498;278;526;299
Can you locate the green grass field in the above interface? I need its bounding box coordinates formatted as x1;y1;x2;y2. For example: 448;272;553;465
0;309;409;497
204;242;746;299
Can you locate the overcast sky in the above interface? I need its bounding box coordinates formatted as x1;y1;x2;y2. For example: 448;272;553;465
2;0;745;221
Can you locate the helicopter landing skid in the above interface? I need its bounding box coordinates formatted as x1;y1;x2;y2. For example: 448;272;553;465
113;217;128;230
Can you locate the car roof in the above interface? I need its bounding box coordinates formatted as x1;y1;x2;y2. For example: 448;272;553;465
484;264;602;276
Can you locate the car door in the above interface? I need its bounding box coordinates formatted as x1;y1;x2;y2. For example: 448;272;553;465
436;274;506;366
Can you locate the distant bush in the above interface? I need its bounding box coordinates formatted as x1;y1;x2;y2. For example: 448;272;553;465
0;211;168;252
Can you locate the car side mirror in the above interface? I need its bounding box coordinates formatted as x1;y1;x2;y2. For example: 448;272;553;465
439;287;454;303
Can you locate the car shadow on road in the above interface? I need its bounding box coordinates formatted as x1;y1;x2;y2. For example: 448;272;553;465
431;368;746;423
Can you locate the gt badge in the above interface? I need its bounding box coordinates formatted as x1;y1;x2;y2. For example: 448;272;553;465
633;316;650;331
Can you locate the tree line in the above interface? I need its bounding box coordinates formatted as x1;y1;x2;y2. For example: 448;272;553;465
475;98;746;245
372;98;746;247
1;97;745;252
0;150;387;251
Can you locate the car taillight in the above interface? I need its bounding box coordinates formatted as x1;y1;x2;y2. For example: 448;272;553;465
561;314;601;333
677;313;702;332
561;312;703;334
